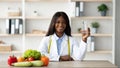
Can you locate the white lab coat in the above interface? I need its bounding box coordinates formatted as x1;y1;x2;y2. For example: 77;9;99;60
39;33;87;61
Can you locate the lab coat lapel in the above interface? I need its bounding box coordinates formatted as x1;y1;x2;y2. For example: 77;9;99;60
50;35;58;55
60;35;68;55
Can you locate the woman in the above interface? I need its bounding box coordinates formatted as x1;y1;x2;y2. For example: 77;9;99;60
39;11;90;61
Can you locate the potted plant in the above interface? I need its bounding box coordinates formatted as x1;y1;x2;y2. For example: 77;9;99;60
78;28;82;33
97;4;108;16
91;21;100;33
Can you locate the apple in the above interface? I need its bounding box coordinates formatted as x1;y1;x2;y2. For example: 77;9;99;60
8;55;17;66
28;57;34;61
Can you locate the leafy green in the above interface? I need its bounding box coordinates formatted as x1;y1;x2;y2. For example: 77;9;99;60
98;4;108;12
23;49;41;60
91;22;100;28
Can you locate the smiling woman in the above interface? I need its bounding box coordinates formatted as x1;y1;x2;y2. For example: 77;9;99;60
39;11;90;61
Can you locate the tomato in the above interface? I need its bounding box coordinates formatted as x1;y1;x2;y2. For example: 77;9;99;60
41;56;49;66
7;55;17;66
28;57;34;61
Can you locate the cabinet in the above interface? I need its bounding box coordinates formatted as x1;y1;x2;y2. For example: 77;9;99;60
0;0;115;64
71;0;114;64
0;0;73;61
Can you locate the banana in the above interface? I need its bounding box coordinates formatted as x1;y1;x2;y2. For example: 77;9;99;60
31;60;44;67
12;62;32;67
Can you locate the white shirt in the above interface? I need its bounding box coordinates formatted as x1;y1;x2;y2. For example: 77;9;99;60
39;33;87;61
56;33;65;55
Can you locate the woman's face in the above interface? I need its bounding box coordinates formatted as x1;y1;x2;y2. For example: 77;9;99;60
55;16;66;34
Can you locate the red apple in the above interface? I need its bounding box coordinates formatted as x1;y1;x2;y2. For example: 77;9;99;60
8;55;17;66
28;57;34;61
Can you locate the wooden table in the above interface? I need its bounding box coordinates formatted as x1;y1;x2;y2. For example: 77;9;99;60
0;60;117;68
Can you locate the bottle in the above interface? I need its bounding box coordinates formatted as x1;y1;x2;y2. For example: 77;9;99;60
91;41;95;52
87;36;91;52
82;21;87;34
91;36;95;52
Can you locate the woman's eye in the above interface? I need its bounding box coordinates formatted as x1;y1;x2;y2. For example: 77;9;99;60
56;21;60;24
56;21;66;25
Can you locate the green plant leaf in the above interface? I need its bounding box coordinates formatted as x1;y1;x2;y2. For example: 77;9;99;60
98;4;108;12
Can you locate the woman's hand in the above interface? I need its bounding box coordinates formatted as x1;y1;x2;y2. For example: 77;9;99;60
81;28;90;42
59;55;74;61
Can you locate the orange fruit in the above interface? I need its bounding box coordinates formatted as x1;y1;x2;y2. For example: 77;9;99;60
17;56;25;62
41;56;49;66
